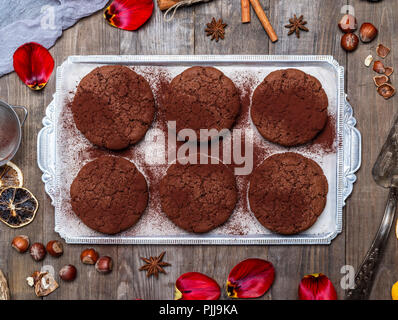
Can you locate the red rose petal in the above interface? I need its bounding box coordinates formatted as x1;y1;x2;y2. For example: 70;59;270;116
13;42;54;90
175;272;221;300
227;258;275;299
104;0;154;31
298;273;338;300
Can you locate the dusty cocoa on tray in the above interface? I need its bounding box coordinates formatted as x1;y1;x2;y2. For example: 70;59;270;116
62;66;336;236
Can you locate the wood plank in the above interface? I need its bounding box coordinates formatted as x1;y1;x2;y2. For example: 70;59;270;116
346;0;398;300
2;0;390;300
267;0;347;299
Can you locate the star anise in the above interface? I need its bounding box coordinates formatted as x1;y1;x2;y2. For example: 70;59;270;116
285;14;309;38
139;252;171;278
205;18;227;42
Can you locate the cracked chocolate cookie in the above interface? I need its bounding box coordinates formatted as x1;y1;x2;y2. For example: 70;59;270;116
159;156;238;233
251;69;328;147
164;66;241;142
249;152;328;235
70;156;149;235
71;65;155;150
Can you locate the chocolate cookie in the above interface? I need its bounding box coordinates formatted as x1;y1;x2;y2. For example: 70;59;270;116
70;156;148;235
164;66;241;142
72;65;155;150
249;152;328;235
159;157;238;233
251;69;328;147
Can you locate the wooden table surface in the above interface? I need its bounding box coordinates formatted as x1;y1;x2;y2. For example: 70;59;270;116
0;0;396;300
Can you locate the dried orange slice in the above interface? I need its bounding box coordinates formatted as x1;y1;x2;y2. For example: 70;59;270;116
0;187;38;228
0;162;23;189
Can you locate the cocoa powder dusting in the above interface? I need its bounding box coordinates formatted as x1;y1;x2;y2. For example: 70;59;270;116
57;66;338;238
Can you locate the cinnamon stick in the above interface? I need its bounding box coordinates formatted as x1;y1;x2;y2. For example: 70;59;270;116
158;0;180;11
241;0;251;23
249;0;278;42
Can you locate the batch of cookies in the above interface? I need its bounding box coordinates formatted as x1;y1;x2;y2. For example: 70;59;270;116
69;65;331;236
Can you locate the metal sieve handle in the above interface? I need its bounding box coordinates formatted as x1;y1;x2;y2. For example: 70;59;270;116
10;105;28;127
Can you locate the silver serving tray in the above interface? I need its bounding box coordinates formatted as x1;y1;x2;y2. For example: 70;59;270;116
37;55;361;245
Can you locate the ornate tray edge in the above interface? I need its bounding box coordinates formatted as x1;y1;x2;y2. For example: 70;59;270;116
37;55;362;245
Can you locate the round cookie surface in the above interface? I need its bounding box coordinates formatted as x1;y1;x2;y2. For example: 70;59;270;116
249;152;328;235
164;66;241;142
251;68;328;147
70;156;149;235
159;157;238;233
72;65;155;150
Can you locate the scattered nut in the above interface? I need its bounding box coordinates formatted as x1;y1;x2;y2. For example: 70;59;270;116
376;44;391;58
29;243;46;261
373;75;389;87
378;83;396;99
46;240;63;258
385;66;394;77
34;272;58;297
373;61;386;74
341;33;359;52
11;235;30;253
59;265;77;282
26;271;41;287
95;256;113;274
338;14;357;33
26;276;35;287
80;248;99;265
364;55;374;67
359;22;378;43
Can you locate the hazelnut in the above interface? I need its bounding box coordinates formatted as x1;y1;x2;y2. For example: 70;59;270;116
341;33;359;52
359;22;378;43
29;243;46;261
46;240;63;257
338;14;357;33
373;61;386;74
11;235;30;253
95;256;113;274
80;248;99;265
59;265;77;282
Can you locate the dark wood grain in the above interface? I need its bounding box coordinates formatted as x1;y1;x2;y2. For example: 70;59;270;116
346;0;398;300
0;0;395;300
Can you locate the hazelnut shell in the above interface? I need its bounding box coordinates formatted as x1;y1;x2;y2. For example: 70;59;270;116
373;75;389;87
378;83;396;100
376;44;391;59
338;14;358;33
373;61;386;74
385;67;394;77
